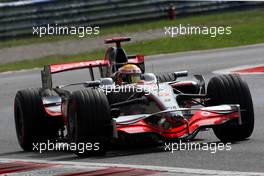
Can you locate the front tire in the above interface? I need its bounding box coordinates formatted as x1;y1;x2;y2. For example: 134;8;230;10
67;88;112;157
206;74;254;142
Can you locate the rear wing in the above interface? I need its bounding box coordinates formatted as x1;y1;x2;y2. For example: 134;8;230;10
41;59;109;89
41;55;144;89
50;59;109;74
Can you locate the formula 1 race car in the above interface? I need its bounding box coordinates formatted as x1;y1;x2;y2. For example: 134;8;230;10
14;37;254;156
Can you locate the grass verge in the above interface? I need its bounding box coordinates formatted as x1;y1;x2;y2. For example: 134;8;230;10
0;9;264;72
0;8;263;49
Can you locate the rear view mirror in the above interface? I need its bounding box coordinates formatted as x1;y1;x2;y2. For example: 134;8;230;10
174;71;188;79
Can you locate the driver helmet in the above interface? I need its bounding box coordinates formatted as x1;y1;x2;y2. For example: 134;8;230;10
116;64;142;85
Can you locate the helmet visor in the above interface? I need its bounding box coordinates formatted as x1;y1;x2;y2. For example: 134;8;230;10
131;74;141;83
121;73;141;84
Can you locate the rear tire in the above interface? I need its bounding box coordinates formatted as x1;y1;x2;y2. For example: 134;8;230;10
206;74;254;142
67;88;112;157
14;88;60;151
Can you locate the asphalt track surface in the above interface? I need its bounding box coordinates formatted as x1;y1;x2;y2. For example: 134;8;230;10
0;44;263;173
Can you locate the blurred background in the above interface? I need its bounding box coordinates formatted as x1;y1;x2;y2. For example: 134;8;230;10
0;0;264;39
0;0;264;72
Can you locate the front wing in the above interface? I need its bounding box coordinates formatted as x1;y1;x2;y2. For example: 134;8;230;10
115;105;241;139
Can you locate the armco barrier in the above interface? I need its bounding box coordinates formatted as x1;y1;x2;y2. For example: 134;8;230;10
0;0;264;39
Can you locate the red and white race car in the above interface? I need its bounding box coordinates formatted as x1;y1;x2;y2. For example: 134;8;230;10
14;37;254;156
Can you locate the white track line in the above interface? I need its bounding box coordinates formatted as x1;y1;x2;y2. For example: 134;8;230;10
0;158;263;176
0;67;41;75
